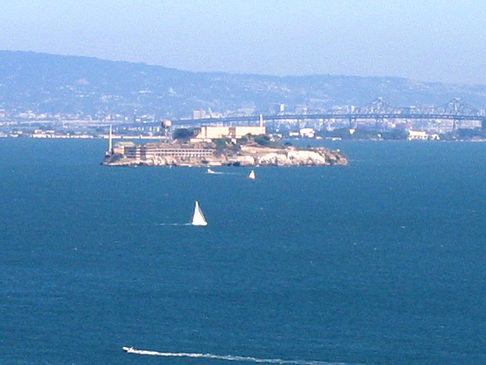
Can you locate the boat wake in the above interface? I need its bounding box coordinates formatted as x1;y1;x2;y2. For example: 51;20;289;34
207;168;223;175
122;347;356;365
156;223;192;226
207;170;244;176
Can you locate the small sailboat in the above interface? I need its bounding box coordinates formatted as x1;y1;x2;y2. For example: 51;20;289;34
192;201;208;226
248;170;256;180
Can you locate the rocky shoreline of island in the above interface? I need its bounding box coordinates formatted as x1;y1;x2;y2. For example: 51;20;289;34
102;134;348;167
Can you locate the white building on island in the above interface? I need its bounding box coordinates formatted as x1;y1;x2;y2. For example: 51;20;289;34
191;116;266;142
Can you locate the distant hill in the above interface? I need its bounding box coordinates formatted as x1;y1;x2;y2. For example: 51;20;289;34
1;50;486;119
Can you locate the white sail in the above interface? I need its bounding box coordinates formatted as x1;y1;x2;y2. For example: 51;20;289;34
192;201;207;226
248;170;256;180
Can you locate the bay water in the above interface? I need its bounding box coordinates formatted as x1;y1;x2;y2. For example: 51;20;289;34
1;139;485;364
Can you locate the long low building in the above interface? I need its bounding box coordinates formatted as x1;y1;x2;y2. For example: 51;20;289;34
114;142;215;160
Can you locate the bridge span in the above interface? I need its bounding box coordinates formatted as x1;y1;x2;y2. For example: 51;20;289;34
177;112;486;125
175;98;486;127
117;98;486;129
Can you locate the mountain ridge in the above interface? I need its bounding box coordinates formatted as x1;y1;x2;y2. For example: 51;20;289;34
1;50;485;119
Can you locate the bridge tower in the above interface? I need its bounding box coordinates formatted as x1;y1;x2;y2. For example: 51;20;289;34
438;98;479;131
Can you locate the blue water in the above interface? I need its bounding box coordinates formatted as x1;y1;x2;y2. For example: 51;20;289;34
1;139;486;364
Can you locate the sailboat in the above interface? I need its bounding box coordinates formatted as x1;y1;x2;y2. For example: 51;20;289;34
192;201;208;226
207;168;216;174
248;170;256;180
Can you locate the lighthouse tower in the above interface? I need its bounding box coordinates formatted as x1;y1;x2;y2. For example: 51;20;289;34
106;125;113;156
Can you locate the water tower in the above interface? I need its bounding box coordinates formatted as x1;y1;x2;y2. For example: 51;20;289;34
161;120;172;140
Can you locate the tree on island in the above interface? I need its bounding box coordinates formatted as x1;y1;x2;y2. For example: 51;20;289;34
172;128;195;141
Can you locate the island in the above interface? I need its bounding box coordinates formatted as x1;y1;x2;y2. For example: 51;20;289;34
102;126;348;167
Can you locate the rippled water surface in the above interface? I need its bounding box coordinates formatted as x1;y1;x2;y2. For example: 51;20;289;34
1;139;486;364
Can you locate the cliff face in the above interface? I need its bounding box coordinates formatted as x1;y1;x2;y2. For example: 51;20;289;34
228;145;347;166
103;143;348;167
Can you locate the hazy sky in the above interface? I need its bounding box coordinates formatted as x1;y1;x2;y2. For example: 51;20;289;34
1;0;485;85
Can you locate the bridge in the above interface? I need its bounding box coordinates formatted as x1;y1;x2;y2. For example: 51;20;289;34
117;98;486;130
185;98;486;126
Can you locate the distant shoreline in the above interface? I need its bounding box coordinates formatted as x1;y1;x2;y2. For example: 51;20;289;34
1;134;485;143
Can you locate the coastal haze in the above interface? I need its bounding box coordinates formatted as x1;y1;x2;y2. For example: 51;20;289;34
2;50;486;119
1;51;486;142
1;1;486;85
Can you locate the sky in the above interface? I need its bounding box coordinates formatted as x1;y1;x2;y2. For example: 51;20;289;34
1;0;486;85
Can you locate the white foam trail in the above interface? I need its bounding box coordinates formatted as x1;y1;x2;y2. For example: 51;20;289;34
156;223;191;226
122;347;356;365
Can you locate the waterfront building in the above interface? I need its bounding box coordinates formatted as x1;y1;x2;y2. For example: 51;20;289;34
299;128;315;138
408;130;428;140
